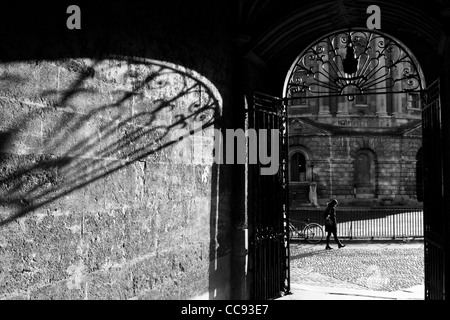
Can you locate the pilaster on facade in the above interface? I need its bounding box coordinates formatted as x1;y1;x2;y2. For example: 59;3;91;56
317;105;331;117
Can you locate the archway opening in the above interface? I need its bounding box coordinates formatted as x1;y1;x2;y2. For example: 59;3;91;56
284;28;426;299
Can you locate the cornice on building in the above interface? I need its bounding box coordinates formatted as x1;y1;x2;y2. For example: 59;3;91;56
288;116;422;137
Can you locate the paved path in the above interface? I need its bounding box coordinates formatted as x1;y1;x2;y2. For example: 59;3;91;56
278;240;424;300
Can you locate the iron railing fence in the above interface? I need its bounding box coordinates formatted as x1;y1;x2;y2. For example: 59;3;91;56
290;207;423;240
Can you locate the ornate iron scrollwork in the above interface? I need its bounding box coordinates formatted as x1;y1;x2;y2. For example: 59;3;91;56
285;29;425;101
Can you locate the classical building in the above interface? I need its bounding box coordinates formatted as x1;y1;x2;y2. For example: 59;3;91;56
286;30;424;208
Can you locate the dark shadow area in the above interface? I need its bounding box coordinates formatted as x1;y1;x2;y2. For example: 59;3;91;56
0;132;15;153
290;249;329;260
0;1;232;84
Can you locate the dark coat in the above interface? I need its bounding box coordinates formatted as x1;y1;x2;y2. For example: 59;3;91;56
324;205;337;233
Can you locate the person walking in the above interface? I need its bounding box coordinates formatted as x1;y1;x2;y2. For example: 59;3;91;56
324;199;345;250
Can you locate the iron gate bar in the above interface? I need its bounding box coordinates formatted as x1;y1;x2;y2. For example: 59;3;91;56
283;93;290;295
250;93;290;300
422;78;445;300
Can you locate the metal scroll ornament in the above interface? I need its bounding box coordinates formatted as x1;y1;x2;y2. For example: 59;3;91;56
285;29;424;101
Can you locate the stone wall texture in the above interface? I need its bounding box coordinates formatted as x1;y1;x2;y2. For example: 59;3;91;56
290;135;422;205
0;57;231;300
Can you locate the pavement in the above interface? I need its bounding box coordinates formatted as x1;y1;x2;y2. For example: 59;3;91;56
277;239;424;300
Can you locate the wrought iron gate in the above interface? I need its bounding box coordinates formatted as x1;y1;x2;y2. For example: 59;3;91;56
422;79;445;300
248;93;290;300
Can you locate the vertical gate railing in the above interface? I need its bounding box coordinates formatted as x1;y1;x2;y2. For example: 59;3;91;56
249;93;289;300
422;79;445;300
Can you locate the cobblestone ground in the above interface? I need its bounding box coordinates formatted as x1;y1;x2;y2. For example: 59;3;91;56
290;242;424;292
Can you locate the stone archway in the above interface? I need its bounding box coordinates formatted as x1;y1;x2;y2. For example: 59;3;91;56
278;27;431;299
237;0;450;302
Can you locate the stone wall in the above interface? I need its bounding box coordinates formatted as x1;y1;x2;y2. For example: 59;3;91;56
289;134;422;206
0;57;231;300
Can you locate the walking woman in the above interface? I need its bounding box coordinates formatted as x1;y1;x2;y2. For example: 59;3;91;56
324;199;345;250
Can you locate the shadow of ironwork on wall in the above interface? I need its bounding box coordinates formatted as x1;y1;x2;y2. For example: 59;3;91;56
0;57;221;226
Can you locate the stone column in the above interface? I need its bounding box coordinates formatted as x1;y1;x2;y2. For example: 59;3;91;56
337;95;349;115
336;40;349;116
318;43;331;117
375;38;389;117
392;51;403;117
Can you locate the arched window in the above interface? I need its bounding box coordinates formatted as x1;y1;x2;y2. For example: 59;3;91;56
290;152;307;182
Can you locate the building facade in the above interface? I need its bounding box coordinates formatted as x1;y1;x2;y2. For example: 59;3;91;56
286;30;424;208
